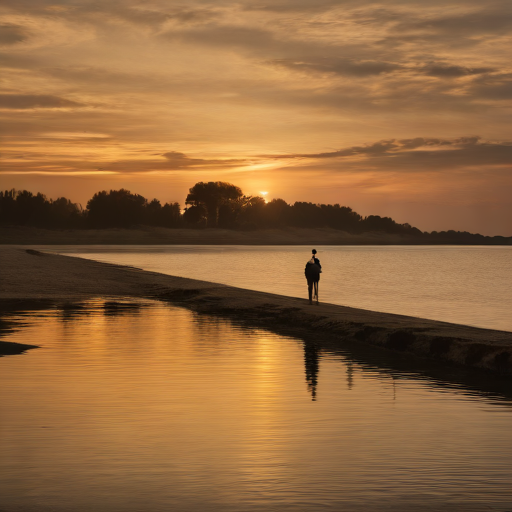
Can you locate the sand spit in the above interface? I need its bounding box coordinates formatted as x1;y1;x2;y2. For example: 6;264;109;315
0;246;511;374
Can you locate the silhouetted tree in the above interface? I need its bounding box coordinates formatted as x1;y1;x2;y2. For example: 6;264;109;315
48;197;83;227
144;198;162;226
262;198;289;227
289;202;326;228
161;202;181;227
0;189;82;227
320;204;362;232
0;189;17;224
238;196;266;229
183;204;207;226
87;189;147;228
185;181;243;227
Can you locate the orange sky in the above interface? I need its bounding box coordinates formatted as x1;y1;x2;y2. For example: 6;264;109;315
1;0;511;235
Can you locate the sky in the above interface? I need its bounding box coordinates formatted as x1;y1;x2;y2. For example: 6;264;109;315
0;0;511;235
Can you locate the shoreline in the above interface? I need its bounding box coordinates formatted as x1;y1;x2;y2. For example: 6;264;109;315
1;226;511;245
1;246;511;375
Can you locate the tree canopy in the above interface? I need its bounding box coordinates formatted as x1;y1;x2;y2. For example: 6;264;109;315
185;181;243;228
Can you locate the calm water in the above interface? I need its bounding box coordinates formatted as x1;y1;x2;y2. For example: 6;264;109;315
40;245;512;332
1;299;512;511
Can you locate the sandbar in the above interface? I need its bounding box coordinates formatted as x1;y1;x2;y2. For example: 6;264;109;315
0;246;511;375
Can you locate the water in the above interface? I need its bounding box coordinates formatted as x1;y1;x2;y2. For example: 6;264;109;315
38;245;512;332
1;299;512;511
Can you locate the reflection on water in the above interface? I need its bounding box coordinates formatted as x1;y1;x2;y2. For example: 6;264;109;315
304;340;319;401
40;245;512;332
1;299;512;512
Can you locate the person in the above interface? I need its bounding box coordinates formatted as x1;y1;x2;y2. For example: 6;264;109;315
305;249;322;305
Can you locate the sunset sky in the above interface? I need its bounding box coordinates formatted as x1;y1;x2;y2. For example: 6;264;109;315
1;0;511;235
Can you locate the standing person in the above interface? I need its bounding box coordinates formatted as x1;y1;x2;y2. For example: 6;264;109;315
305;249;322;305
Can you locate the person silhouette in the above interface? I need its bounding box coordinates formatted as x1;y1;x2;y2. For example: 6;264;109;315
305;249;322;305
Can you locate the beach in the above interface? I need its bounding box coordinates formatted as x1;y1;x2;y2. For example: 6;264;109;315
1;245;511;374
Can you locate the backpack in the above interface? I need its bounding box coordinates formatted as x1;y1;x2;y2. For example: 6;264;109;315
305;260;321;281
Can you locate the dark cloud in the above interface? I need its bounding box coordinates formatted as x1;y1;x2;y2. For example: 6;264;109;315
260;140;400;159
397;138;453;149
0;1;219;28
397;9;512;37
260;137;512;169
0;53;38;68
0;24;28;45
162;151;247;169
103;5;220;27
469;73;512;100
269;58;401;77
164;24;278;51
421;63;495;78
242;0;356;12
371;141;512;170
376;5;512;50
0;94;85;109
162;23;373;60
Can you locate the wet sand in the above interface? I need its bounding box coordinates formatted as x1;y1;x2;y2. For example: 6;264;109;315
1;246;511;374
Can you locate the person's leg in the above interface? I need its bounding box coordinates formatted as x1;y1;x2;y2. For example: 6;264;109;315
307;280;313;304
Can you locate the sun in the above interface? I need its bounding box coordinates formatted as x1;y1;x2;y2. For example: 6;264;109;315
259;191;269;203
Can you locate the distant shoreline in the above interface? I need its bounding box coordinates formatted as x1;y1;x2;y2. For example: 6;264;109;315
1;246;511;377
1;226;511;245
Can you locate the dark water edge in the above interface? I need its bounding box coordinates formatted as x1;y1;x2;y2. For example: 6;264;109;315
1;298;511;405
0;299;49;356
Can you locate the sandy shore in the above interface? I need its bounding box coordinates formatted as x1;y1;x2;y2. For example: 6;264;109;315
1;246;511;375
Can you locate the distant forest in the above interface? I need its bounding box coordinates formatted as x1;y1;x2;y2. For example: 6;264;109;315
0;182;509;243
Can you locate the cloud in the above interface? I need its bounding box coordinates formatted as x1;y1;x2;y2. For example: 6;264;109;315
469;73;512;100
421;63;495;78
269;58;401;77
0;23;28;45
164;24;278;51
162;151;247;169
260;140;400;159
99;5;221;27
260;136;512;170
396;9;512;37
0;94;85;109
375;5;512;50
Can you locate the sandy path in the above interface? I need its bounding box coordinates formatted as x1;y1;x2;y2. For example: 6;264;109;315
1;246;511;374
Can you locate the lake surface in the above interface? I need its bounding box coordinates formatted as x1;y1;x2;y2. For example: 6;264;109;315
40;245;512;332
1;299;512;511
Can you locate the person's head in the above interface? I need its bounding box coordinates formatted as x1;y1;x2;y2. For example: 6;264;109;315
312;249;317;255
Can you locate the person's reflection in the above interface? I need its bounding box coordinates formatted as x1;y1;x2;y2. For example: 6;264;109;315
346;361;354;390
304;340;320;401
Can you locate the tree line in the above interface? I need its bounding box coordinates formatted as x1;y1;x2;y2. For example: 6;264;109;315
0;182;509;242
0;188;180;229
